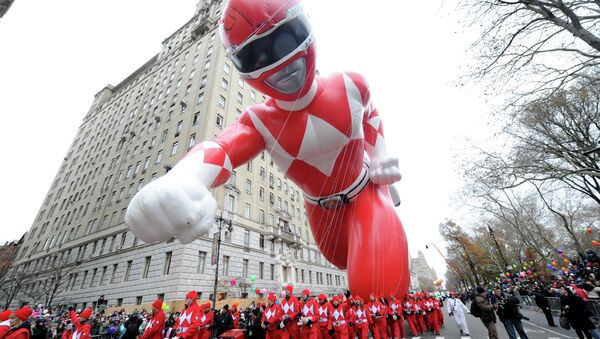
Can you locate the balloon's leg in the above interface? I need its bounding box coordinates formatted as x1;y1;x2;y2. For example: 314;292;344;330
306;183;410;297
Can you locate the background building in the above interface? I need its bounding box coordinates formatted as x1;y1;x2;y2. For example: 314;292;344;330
5;0;347;310
411;250;437;292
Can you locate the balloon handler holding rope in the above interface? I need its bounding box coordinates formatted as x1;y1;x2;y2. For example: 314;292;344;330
125;0;409;298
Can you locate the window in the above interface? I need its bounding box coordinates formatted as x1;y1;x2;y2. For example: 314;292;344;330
171;142;178;156
216;114;224;128
259;234;265;250
110;264;118;284
211;33;215;41
197;251;206;273
222;256;230;275
100;266;107;286
245;179;252;194
259;187;264;201
200;76;207;88
189;133;196;148
156;150;163;164
244;230;251;247
237;92;243;104
162;129;169;141
225;194;235;212
176;121;183;134
197;92;204;104
193;55;199;64
136;296;143;305
217;96;226;109
193;112;201;125
238;78;244;88
244;203;251;219
163;251;172;275
243;259;249;277
220;78;228;90
124;260;132;281
251;91;256;100
224;63;230;74
259;262;264;279
144;156;150;170
143;256;151;278
189;69;195;79
258;209;265;224
204;60;210;70
270;263;275;280
117;298;123;307
268;213;274;225
185;84;192;96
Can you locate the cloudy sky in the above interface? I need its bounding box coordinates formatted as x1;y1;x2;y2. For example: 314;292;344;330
0;0;492;280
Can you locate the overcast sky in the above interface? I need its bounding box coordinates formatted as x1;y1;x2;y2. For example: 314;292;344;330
0;0;492;281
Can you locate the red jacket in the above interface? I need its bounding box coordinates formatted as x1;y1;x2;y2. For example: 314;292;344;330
261;304;283;332
389;300;402;319
366;301;386;323
198;310;214;331
60;330;72;339
299;298;320;328
330;303;349;331
4;327;29;339
139;310;165;339
402;299;415;315
230;309;240;329
0;320;10;339
174;302;204;339
349;306;372;328
281;296;300;322
70;311;91;339
317;302;332;330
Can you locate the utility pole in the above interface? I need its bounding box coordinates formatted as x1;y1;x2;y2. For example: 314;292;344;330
212;212;232;319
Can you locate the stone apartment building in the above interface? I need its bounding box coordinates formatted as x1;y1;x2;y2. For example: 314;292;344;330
7;0;347;310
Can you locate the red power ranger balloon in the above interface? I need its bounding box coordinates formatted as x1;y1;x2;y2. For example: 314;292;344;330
125;0;409;298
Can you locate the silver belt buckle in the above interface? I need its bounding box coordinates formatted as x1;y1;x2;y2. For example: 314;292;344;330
318;194;348;209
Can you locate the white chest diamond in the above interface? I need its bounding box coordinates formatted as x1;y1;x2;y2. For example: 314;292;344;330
370;305;378;314
356;309;364;318
179;311;192;326
72;331;81;339
282;302;294;314
332;309;343;320
266;309;275;319
303;305;313;316
392;304;398;311
201;315;206;322
318;307;328;316
146;320;154;329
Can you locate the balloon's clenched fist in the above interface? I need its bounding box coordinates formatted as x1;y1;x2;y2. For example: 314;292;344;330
125;173;217;244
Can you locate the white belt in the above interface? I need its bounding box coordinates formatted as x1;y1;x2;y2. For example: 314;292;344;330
304;162;369;209
319;318;328;323
333;320;346;326
355;319;366;324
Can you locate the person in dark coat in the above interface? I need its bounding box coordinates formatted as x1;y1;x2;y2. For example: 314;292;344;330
245;308;265;339
215;305;234;337
560;286;596;339
123;313;143;339
533;288;556;327
475;286;499;339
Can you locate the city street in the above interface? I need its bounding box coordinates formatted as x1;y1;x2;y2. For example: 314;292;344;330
404;307;577;339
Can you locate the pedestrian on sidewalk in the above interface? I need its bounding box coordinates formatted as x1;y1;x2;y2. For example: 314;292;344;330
560;286;597;339
533;287;556;327
475;286;499;339
493;288;529;339
447;292;470;336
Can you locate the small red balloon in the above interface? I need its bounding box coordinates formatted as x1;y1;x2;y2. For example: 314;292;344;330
587;229;593;234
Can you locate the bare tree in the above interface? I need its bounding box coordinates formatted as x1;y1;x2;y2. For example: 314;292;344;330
461;0;600;99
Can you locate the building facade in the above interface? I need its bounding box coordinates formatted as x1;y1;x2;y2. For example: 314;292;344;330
410;250;437;292
8;0;347;310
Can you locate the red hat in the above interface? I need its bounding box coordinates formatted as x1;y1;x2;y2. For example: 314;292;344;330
369;292;376;298
186;291;198;300
318;294;326;301
332;296;339;302
268;294;277;302
354;296;363;302
202;303;211;309
0;310;11;321
285;285;294;293
302;289;310;296
152;299;163;310
232;301;239;308
14;307;32;321
79;308;93;320
389;291;396;297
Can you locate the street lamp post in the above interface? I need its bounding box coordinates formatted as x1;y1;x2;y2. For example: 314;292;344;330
487;225;509;269
212;212;232;313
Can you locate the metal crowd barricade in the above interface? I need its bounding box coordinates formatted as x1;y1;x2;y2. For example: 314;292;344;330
585;299;600;328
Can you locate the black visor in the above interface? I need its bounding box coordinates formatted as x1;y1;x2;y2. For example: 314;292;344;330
231;14;311;74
